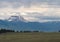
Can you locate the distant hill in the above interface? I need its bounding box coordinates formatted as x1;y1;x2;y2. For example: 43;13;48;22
0;19;60;32
0;15;59;32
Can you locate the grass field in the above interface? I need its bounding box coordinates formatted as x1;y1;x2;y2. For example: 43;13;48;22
0;32;60;42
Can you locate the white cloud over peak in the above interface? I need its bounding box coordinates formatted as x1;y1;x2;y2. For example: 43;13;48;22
0;0;60;22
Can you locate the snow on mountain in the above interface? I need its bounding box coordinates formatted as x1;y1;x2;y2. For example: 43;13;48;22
7;15;28;22
0;12;27;22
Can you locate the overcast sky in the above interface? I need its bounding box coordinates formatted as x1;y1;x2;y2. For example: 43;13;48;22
0;0;60;22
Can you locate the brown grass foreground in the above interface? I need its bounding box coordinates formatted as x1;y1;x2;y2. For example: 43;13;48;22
0;32;60;42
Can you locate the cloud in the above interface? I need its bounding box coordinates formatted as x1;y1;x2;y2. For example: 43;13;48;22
0;0;60;8
0;0;60;22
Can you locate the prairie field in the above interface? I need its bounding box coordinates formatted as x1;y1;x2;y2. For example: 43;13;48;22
0;32;60;42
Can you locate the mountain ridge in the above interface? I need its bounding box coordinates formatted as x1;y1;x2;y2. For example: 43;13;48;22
0;19;60;32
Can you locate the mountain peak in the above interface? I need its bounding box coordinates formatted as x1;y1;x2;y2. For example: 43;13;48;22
8;15;25;22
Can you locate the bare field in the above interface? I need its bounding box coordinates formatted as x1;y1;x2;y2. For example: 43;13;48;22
0;32;60;42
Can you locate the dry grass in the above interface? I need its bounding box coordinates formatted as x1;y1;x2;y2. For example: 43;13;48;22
0;32;60;42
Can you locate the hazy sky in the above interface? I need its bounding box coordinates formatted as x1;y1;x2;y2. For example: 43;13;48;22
0;0;60;22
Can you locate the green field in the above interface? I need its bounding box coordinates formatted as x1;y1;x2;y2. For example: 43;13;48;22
0;32;60;42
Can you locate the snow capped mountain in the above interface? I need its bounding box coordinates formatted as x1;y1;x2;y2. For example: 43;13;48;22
0;13;60;32
8;16;28;22
0;12;28;22
8;16;20;21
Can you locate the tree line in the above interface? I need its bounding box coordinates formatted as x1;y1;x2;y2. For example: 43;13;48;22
0;29;15;33
0;29;60;34
0;29;40;34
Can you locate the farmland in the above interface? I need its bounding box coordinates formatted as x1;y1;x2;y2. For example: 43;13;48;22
0;32;60;42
